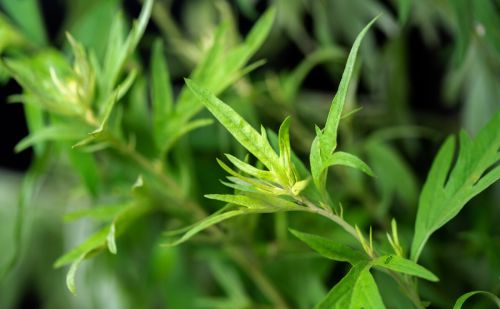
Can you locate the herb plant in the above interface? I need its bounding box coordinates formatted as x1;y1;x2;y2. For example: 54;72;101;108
0;0;499;308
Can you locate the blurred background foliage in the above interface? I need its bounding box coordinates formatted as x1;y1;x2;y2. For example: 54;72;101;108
0;0;498;308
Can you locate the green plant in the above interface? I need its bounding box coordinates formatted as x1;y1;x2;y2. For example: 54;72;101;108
0;0;499;308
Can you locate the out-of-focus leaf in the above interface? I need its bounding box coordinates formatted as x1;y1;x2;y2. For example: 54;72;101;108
0;0;47;44
64;204;127;222
0;14;26;53
290;229;367;264
453;290;500;309
67;149;101;196
163;210;246;247
151;38;174;153
366;141;418;215
100;0;153;94
15;124;88;152
411;112;500;261
162;8;276;152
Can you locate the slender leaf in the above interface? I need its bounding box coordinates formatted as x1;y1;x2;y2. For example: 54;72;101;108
290;229;367;264
453;291;500;309
321;16;379;154
185;79;285;181
151;38;174;152
326;151;374;177
163;210;246;247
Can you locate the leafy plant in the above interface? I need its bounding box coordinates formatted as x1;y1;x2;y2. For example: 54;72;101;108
0;0;499;308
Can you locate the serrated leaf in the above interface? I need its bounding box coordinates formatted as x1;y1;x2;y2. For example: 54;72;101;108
453;291;500;309
326;151;374;177
290;229;367;264
373;255;438;282
411;112;500;261
316;262;386;309
186;79;286;183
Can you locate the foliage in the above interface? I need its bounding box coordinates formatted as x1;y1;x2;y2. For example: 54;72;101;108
0;0;499;308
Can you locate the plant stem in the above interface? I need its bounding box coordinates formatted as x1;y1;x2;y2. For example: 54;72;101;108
105;132;288;308
299;196;425;308
226;247;290;309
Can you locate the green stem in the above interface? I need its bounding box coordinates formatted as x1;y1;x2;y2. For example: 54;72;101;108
105;132;288;308
226;247;290;309
299;197;425;308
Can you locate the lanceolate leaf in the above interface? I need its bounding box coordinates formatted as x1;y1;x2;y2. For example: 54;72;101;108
290;229;367;264
185;79;286;182
205;194;301;211
372;255;438;282
310;17;378;193
163;210;247;247
411;112;500;261
321;16;379;155
316;262;386;309
326;151;374;177
15;124;88;152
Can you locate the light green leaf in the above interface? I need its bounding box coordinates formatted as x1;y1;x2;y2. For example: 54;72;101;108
225;154;275;182
411;112;500;261
15;124;87;152
64;204;126;221
162;8;276;152
66;253;85;295
54;226;109;268
163;210;246;247
316;262;386;309
151;38;174;152
373;255;438;282
106;223;117;254
453;291;500;309
93;68;137;134
278;116;294;183
290;229;367;264
101;0;152;93
185;79;286;182
205;194;301;211
326;151;374;177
